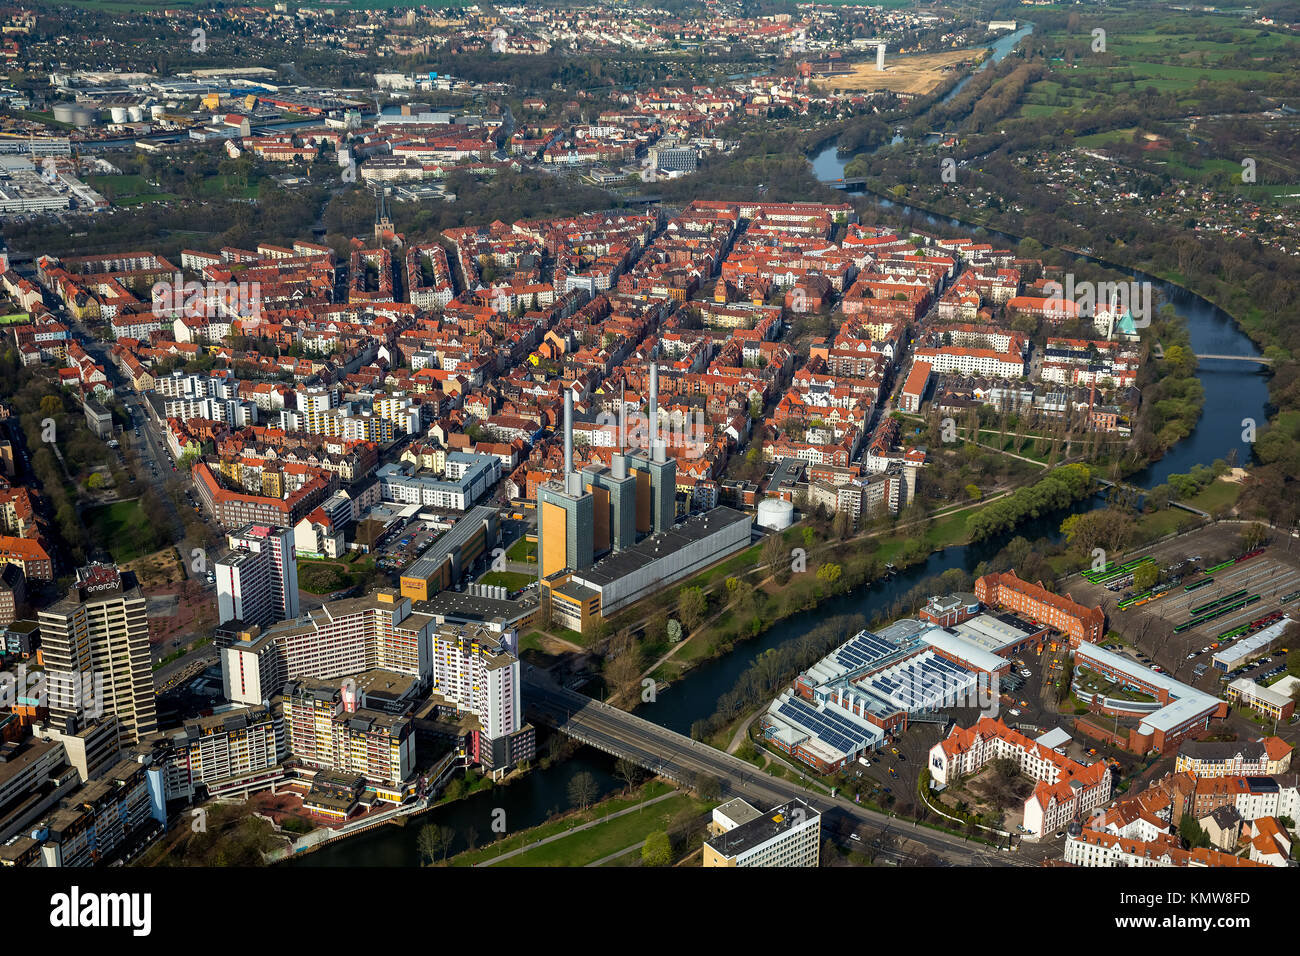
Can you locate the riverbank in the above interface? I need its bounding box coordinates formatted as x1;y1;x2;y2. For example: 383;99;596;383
438;779;706;867
629;460;1098;697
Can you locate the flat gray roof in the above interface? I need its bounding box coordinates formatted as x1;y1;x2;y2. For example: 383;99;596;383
575;506;750;587
404;504;497;581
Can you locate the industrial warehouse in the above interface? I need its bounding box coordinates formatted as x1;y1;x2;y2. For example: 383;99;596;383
548;506;753;629
760;595;1046;773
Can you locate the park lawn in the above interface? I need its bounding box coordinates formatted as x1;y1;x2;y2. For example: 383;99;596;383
448;780;677;866
874;508;973;564
298;562;354;594
86;174;181;205
505;537;536;562
197;174;260;199
673;629;724;664
494;793;710;867
1131;505;1202;541
83;500;154;562
1184;479;1243;514
480;570;533;591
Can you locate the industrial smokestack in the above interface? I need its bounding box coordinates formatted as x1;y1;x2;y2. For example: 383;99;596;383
563;390;574;478
619;379;626;452
648;363;658;454
876;43;886;70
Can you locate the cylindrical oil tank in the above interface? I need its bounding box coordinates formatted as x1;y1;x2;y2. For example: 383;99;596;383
52;102;95;126
756;497;794;531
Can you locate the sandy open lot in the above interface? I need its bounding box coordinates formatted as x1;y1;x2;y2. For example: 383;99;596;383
817;49;984;95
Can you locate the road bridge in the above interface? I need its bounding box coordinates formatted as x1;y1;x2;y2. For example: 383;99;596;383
523;673;1025;864
1193;354;1273;365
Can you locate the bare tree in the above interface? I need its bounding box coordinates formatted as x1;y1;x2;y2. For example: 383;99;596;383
614;758;642;794
567;771;599;811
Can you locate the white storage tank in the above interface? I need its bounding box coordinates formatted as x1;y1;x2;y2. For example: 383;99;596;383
52;102;95;126
109;106;128;124
150;104;166;119
127;106;145;122
756;498;794;531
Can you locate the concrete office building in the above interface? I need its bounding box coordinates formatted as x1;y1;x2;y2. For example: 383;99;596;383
144;704;285;801
428;623;533;778
38;564;156;744
8;758;155;868
32;715;122;783
283;677;416;796
377;453;500;511
703;798;821;867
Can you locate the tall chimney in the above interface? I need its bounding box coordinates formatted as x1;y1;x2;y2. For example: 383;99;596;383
619;379;626;452
648;363;658;454
563;390;574;478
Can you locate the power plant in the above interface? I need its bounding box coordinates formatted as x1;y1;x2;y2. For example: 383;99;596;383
538;364;750;632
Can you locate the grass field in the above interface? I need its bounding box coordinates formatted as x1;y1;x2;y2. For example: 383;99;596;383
197;174;259;199
505;537;536;562
480;570;533;591
83;500;154;562
819;49;982;96
449;781;680;867
87;174;179;206
1076;127;1139;147
448;782;709;867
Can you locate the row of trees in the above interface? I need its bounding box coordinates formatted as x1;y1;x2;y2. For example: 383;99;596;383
966;463;1095;542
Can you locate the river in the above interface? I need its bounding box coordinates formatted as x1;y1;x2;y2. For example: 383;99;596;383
293;20;1270;866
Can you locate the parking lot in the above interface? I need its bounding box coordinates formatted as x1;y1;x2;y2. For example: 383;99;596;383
1069;531;1300;689
367;514;443;572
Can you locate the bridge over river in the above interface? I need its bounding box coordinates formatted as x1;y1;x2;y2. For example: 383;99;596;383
523;672;1033;865
1193;354;1272;365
